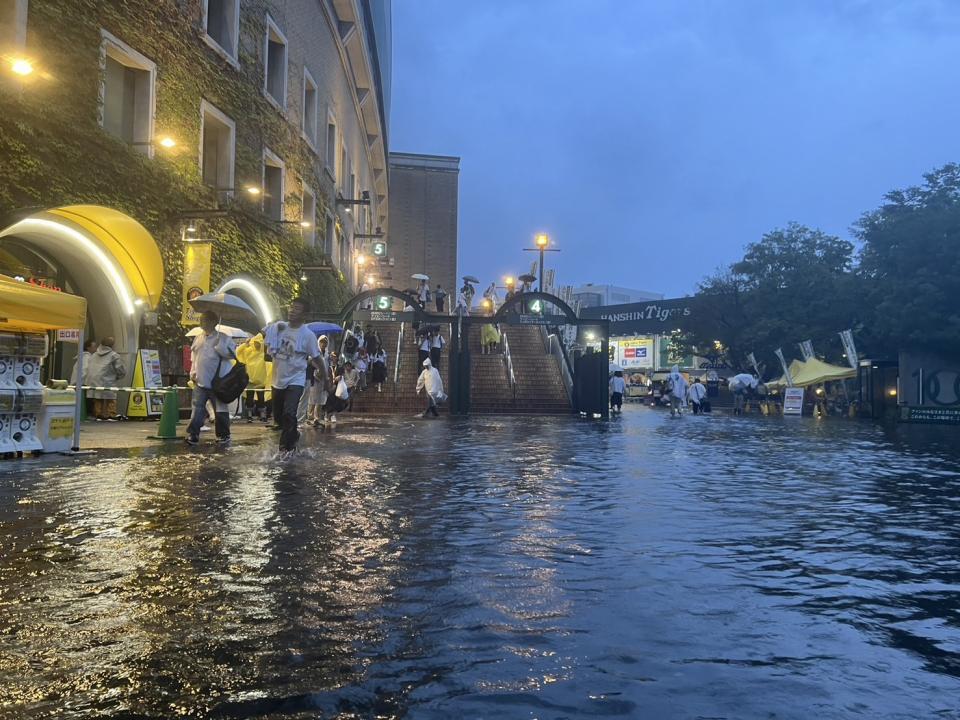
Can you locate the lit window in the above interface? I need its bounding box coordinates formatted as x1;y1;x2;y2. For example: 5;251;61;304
301;185;316;246
262;148;284;221
200;99;236;196
0;1;28;49
99;31;156;155
325;113;337;176
203;0;239;63
263;15;287;108
302;67;318;148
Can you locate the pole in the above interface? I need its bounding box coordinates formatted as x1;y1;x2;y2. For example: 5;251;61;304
538;248;544;291
72;329;84;451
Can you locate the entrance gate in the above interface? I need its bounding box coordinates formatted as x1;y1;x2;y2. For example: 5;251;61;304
315;290;609;418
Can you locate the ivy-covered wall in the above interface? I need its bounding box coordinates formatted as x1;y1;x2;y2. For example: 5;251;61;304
0;0;351;362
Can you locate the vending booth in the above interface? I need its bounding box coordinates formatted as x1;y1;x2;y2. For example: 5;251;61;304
0;274;87;455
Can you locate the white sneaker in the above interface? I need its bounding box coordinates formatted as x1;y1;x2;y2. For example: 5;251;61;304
200;425;211;432
329;414;337;423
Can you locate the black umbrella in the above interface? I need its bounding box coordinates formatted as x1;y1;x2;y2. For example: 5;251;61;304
518;273;537;283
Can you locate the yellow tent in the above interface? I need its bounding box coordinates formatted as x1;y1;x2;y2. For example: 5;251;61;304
0;273;87;332
768;357;855;388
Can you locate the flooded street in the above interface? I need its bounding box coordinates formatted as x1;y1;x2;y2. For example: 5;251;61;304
1;409;959;719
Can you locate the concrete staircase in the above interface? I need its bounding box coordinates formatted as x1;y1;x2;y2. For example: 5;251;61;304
346;322;450;416
467;324;571;415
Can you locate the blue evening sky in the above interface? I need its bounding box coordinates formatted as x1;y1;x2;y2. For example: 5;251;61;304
389;0;960;299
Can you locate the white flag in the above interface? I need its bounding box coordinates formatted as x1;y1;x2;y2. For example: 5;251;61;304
799;340;815;361
775;348;793;387
839;330;858;369
747;352;760;375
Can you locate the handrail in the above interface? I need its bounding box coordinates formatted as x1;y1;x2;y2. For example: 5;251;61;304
393;321;404;403
547;333;574;404
502;330;517;404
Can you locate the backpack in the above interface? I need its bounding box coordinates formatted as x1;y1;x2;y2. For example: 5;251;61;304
212;355;249;404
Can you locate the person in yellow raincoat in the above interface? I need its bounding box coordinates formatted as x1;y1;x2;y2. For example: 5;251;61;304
480;323;501;355
236;333;272;422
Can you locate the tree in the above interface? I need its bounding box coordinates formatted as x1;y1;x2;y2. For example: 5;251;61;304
856;163;960;357
688;223;862;375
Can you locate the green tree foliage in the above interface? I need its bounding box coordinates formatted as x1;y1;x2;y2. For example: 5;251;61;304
856;164;960;356
688;223;860;374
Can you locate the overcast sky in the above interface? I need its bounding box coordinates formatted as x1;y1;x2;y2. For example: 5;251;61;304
389;0;960;299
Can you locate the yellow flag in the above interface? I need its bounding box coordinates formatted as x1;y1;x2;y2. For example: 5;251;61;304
181;242;212;326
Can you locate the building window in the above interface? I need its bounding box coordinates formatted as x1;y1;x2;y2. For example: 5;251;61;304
338;143;348;196
263;15;287;108
203;0;239;64
262;147;284;221
301;185;316;246
99;31;156;155
325;114;337;176
200;99;236;196
302;67;318;148
323;214;335;257
0;0;28;49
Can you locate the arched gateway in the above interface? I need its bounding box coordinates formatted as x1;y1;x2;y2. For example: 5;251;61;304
0;205;163;380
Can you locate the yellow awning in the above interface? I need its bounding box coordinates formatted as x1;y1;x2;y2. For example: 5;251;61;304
0;273;87;332
768;357;855;388
48;205;164;309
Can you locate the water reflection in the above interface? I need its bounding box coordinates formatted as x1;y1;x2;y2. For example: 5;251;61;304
0;411;958;718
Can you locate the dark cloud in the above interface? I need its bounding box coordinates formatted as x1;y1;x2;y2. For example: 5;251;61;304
390;0;960;297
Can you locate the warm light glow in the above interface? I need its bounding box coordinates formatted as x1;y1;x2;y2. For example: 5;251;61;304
504;276;514;286
300;221;312;228
158;136;176;148
357;254;367;266
300;274;308;282
586;332;596;341
482;299;492;309
245;186;261;195
366;275;375;284
535;233;549;248
5;218;137;315
887;388;898;397
11;59;33;76
215;278;275;323
186;224;197;233
816;387;824;395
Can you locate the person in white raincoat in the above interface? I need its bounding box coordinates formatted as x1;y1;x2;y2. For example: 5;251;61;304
415;358;445;418
728;372;759;415
668;364;688;416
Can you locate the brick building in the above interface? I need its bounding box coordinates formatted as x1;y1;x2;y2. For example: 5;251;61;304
386;152;459;301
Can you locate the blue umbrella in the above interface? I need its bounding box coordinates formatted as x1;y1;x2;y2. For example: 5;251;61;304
306;321;343;335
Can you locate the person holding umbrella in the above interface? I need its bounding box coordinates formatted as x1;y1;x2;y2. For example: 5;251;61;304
264;297;325;453
186;311;236;445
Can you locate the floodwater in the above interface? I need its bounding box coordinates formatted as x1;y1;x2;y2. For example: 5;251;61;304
1;409;959;719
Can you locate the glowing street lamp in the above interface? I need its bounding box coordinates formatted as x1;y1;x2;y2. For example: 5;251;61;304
11;59;33;76
523;232;559;291
158;136;177;148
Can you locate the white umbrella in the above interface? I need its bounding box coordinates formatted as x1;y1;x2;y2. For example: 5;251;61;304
185;324;250;339
188;292;257;323
609;362;624;373
411;273;429;281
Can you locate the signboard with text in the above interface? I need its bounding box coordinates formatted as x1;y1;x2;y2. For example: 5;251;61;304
580;297;694;335
56;329;81;343
612;337;653;368
899;406;960;425
783;387;805;415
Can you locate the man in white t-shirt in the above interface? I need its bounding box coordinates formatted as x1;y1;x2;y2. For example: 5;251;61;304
264;298;324;452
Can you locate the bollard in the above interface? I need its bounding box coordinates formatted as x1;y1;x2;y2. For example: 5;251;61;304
80;388;87;421
149;389;181;440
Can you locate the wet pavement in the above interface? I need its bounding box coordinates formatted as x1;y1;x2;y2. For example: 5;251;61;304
1;408;959;719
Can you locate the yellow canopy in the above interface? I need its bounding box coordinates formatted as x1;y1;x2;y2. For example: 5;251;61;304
768;357;855;388
0;273;87;332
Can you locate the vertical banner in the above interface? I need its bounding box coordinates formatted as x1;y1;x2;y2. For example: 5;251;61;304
839;330;858;369
799;340;815;361
746;352;760;375
181;242;212;326
775;347;793;387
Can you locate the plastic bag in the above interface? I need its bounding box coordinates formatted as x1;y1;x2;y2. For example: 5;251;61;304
335;378;350;400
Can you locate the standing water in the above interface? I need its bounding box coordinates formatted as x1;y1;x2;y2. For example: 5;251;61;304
1;409;958;718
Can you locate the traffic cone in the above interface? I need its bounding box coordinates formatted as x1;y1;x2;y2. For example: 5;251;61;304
149;390;181;440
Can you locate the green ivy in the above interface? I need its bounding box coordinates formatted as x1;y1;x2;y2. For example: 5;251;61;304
0;0;350;352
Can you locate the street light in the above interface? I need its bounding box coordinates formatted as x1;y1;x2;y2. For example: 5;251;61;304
11;59;33;76
523;232;560;292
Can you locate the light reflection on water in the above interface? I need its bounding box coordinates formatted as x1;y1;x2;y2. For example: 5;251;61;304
0;410;959;719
